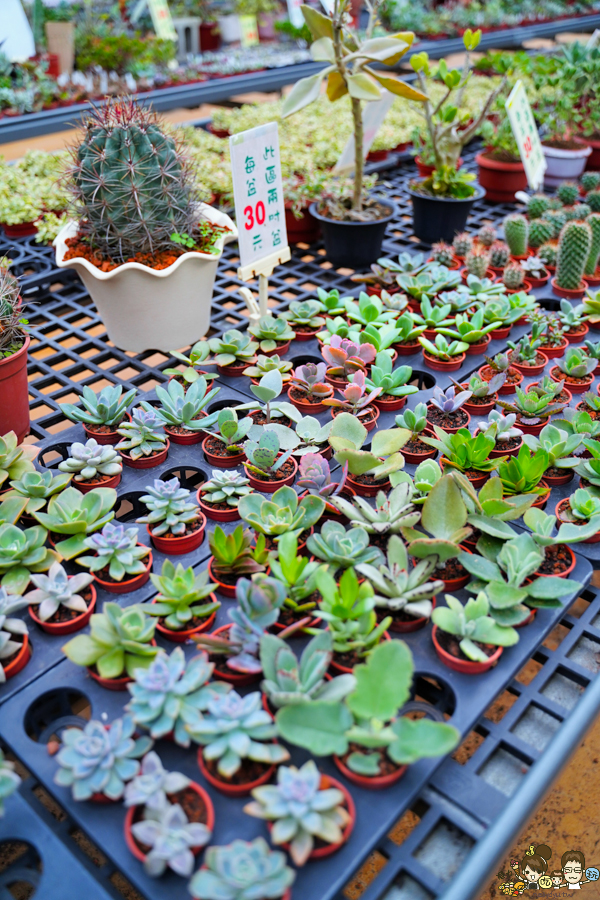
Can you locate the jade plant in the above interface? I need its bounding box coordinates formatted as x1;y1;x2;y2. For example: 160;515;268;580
201;470;252;508
6;469;72;514
78;521;150;583
243;355;293;383
422;426;503;474
57;439;122;483
248;316;295;353
137;477;201;537
186;689;290;779
364;354;418;399
331;484;420;537
208;330;258;368
33;485;116;559
146;560;218;631
267;533;321;617
244;760;350;866
116;407;167;461
163;341;212;385
60;384;136;429
316;566;390;662
131;802;211;878
260;630;356;709
0;523;58;594
207;525;267;582
307;520;383;570
0;589;30;681
62;602;158;679
126;647;230;746
189;838;295;900
142;378;219;432
200;408;253;454
432;591;519;660
54;715;152;802
238;485;325;542
24;561;94;623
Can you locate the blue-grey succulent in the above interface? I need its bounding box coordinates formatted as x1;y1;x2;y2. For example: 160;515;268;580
137;477;201;537
260;631;356;708
78;522;150;582
24;560;94;622
124;751;190;815
117;407;167;460
131;801;210;877
142;377;219;431
0;748;20;815
58;439;122;482
428;385;472;415
0;588;29;682
60;384;137;427
306;520;383;570
189;837;295;900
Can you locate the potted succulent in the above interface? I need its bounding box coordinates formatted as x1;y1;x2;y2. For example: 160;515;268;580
431;592;518;674
328;483;419;543
189;838;295;900
146;561;219;642
201;408;253;468
295;453;351;520
328;413;409;496
506;328;549;378
418;334;468;372
522;423;582;486
457;372;505;416
280;300;325;340
77;522;152;594
556;487;600;542
575;439;600;490
323;370;381;431
0;590;31;681
281;0;423;267
497;445;550;507
248;316;296;357
395;404;437;464
287;363;333;414
481;296;521;340
426;385;472;433
236;371;299;428
116;408;169;469
5;470;71;524
137;477;206;554
423;427;502;489
243;355;293;387
54;99;236;352
57;439;122;492
62;603;158;690
550;346;597;393
497;385;566;437
307;520;383;573
197;470;252;522
552;221;592;299
0;267;30;441
479;351;524;395
292;415;335;459
438;308;502;356
208;330;258;377
321;336;376;389
207;525;267;598
32;485;116;560
143;378;219;445
363;355;417;412
522;256;551;289
476;411;524;459
238;485;325;553
524;507;599;578
243;430;298;492
163;341;213;387
60;384;136;445
0;434;38;499
389;311;427;354
266;533;322;629
559;299;589;342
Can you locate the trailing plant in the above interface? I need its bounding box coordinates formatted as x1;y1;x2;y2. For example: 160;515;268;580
62;602;158;679
116;408;167;461
137;477;201;537
57;439;122;483
60;384;137;428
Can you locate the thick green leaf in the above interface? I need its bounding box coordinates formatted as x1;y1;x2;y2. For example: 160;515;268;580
310;36;335;62
347;641;413;721
527;577;582;600
421;476;467;540
301;4;333;39
388;717;459;764
347;73;381;101
281;71;328;118
276;702;352;755
486;581;528;609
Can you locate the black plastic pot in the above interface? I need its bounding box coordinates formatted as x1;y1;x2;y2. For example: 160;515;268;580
408;183;485;244
309;199;397;268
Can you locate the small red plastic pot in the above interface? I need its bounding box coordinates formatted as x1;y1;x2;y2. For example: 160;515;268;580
86;640;156;690
147;513;206;555
3;634;31;680
244;457;298;493
543;469;574;486
516;417;550;437
164;424;204;445
465;337;492;357
346;472;390;498
432;625;502;675
153;595;218;643
504;280;532;295
124;780;215;863
92;548;152;594
462;393;497;416
531;480;550;509
527;381;572;406
197;748;275;797
262;340;292;358
556;497;600;543
2;222;37;238
287;385;333;415
565;323;590;343
217;358;257;377
488;438;523;459
329;632;390;675
539;336;568;360
438;563;471;592
119;442;169;469
440;459;488;489
198;492;240;523
479;365;523;395
490;324;512;340
401;441;437;464
509;353;549;377
426;408;471;435
585;269;600;287
551;277;589;300
207;558;238;598
331;405;380;433
533;545;576;580
395;339;422;357
550;366;594;394
333;753;407;791
527;272;551;289
29;584;97;636
0;334;30;443
389;596;436;634
210;624;262;685
83;413;131;446
285;205;320;245
460;268;496;286
422;351;465;372
272;774;355;855
201;436;245;469
373;393;407;412
325;371;350;391
73;472;122;494
416;155;463;178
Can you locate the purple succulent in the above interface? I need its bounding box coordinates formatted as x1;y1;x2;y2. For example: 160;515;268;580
429;385;472;414
296;453;348;498
321;335;376;378
290;363;331;399
323;370;381;417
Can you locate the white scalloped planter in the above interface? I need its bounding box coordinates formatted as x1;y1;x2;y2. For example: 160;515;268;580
542;143;592;188
53;204;237;353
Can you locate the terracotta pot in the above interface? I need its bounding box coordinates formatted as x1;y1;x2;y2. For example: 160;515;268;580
198;492;240;523
476;151;528;202
373;393;407;412
551;277;588;300
346;472;390;498
83;412;131;446
73;472;122;494
124;780;215;863
422;350;465;372
527;273;551;289
287;385;333;415
478;364;523;395
509;353;549;377
329;632;390;674
201;436;245;469
565;323;589;343
92;548;152;594
244;457;298;493
488;439;523;459
210;624;262;685
29;584;97;636
539;336;568;359
147;514;206;555
555;497;600;543
119;442;169;469
0;334;30;443
197;748;275;797
330;405;380;433
153;595;218;643
388;596;436;634
333;753;406;790
3;634;31;680
432;624;502;675
426;408;471;435
533;545;576;580
549;366;593;394
464;335;492;357
217;358;257;377
262;340;292;358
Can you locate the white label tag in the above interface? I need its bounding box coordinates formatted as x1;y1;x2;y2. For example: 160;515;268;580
333;90;395;174
230;122;289;271
505;80;547;191
587;29;600;48
286;0;305;29
147;0;177;40
239;14;259;47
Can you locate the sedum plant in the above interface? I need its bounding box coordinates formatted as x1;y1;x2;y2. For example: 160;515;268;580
0;432;37;491
116;407;167;461
60;384;136;429
316;566;390;662
248;316;295;353
164;341;212;385
422;426;503;474
186;690;289;779
432;592;519;661
78;522;150;582
58;439;122;483
307;520;383;570
357;535;443;621
201;470;252;508
243;354;293;383
238;485;325;542
0;749;20;814
267;532;321;614
364;354;418;399
0;589;29;681
131;801;211;878
207;525;267;581
189;838;295;900
244;760;349;866
146;560;218;631
331;483;420;537
54;715;152;801
126;647;230;747
0;524;58;594
260;630;356;709
142;378;219;432
6;469;72;515
201;408;253;453
137;477;200;537
208;330;258;368
62;602;158;679
124;751;190;815
24;561;93;623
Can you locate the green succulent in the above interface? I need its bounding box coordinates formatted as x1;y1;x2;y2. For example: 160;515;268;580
248;316;296;352
400;475;471;570
116;408;167;460
267;532;321;611
562;487;600;522
208;329;259;367
554;346;597;379
60;384;137;428
146;560;219;631
238;485;324;541
242;354;293;382
575;439;600;488
432;591;519;661
6;469;72;514
357;535;443;621
201;470;252;508
33;486;116;559
422;426;502;474
363;353;418;398
316;566;391;661
142;377;219;431
62;602;158;679
307;520;383;570
201;408;253;452
280;300;325;329
419;333;469;360
522;423;582;471
344;291;398;328
0;432;37;491
395;402;429;436
331;483;420;536
77;522;150;582
438;307;502;344
189;838;295;900
0;747;20;813
207;525;267;581
0;522;58;595
497;385;566;426
137;477;200;537
497;444;548;496
163;340;213;385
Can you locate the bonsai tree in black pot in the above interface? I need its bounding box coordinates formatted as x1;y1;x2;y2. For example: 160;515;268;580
281;0;425;268
408;31;510;243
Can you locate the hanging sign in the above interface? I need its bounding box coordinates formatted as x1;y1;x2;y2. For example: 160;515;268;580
239;15;259;47
147;0;177;40
230;122;290;281
333;90;396;174
505;80;546;191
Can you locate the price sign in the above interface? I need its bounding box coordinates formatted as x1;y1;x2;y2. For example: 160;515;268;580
334;90;396;174
147;0;177;40
239;15;259;47
230;122;290;284
505;80;546;191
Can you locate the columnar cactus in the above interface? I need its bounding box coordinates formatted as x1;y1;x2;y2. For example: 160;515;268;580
502;262;525;290
452;232;473;257
585;213;600;276
557;181;579;206
489;241;510;269
545;209;567;239
528;219;553;250
527;193;551;219
503;214;528;257
465;247;490;278
68;98;200;262
555;221;593;291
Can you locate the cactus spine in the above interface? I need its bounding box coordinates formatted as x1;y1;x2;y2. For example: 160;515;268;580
452;232;473;257
528;219;553;250
587;191;600;213
477;225;496;247
581;172;600;194
489;241;510;269
503;214;528;257
585;213;600;276
545;209;567;239
527;194;551;219
430;242;455;267
465;247;490;278
555;221;592;290
502;263;525;290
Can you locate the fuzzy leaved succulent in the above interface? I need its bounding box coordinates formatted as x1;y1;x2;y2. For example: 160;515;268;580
432;592;518;661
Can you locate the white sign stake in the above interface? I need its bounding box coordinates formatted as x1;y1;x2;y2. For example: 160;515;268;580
333;90;396;174
230;123;291;324
505;80;547;192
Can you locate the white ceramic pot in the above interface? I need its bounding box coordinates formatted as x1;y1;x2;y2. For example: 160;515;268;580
542;143;592;188
217;14;241;42
54;204;237;353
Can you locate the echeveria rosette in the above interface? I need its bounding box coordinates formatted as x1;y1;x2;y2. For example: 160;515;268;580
58;439;122;483
208;329;259;367
132;802;211;878
244;760;350;866
54;715;152;801
0;522;59;594
237;484;325;540
289;362;331;399
6;469;72;515
147;559;218;631
364;354;419;399
24;561;94;622
428;384;472;415
296;453;347;499
32;486;116;560
124;750;189;816
60;384;137;428
202;470;252;508
321;335;376;379
126;647;230;746
227;576;286;672
143;377;220;432
0;431;38;491
116;407;167;460
248;315;295;353
431;592;519;663
78;521;150;582
307;519;383;570
189;837;295;900
137;477;200;537
62;602;158;679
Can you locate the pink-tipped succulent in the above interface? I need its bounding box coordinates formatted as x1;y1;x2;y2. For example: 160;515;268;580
323;370;381;417
296;453;348;498
289;363;331;399
321;335;376;379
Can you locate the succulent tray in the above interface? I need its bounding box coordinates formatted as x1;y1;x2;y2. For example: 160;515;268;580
2;150;600;900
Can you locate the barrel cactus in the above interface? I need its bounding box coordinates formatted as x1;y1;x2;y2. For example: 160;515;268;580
452;232;472;257
502;263;525;290
557;181;579;206
582;172;600;193
477;225;496;247
489;241;510;269
68;98;200;262
528;219;553;250
585;213;600;276
555;221;592;291
539;242;558;267
545;209;567;239
527;193;551;220
565;202;591;222
503;214;528;257
465;247;489;278
430;242;454;266
587;190;600;213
